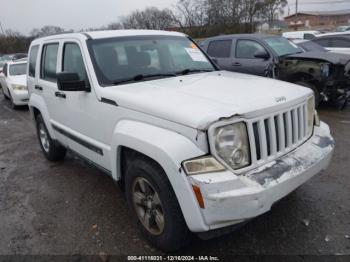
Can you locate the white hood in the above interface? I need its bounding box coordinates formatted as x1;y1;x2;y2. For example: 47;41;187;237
9;74;26;86
101;71;312;129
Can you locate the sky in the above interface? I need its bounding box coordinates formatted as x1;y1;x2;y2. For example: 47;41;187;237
1;0;350;35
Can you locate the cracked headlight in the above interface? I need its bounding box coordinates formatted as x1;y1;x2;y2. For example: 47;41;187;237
12;84;27;91
214;122;250;170
307;96;315;136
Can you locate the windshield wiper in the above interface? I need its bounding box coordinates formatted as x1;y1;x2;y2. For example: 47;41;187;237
176;69;214;76
113;73;177;85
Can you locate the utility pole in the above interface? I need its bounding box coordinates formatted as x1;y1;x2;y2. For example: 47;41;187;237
294;0;299;30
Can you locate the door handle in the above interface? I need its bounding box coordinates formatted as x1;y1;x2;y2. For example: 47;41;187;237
232;62;242;67
55;91;66;99
35;85;43;91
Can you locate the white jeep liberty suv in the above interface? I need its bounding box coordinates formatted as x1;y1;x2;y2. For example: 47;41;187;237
27;30;334;252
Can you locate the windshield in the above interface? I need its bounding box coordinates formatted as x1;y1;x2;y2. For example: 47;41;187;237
9;63;27;76
265;37;302;57
88;35;215;86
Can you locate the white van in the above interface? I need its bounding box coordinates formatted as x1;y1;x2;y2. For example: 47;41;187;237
283;30;321;40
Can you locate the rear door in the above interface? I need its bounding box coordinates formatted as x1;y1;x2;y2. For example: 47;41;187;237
205;39;234;70
233;39;272;76
328;37;350;54
37;41;68;145
314;37;350;54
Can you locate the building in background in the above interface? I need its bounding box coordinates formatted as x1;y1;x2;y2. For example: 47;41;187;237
284;9;350;30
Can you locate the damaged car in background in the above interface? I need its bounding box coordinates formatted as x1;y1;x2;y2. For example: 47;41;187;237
201;34;350;109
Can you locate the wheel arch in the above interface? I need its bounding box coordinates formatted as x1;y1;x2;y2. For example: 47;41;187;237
29;93;56;139
111;120;209;232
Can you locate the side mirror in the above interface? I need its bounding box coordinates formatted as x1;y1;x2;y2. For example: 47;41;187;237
254;50;270;60
57;72;90;92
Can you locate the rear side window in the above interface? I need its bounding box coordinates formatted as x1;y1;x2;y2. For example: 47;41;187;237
29;45;39;77
304;34;315;40
41;43;59;82
314;38;331;47
62;43;87;81
207;40;232;58
332;38;350;48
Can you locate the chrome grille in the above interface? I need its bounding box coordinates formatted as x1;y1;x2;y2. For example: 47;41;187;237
247;102;310;165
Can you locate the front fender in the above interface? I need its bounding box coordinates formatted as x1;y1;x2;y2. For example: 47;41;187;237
111;120;210;232
29;93;56;139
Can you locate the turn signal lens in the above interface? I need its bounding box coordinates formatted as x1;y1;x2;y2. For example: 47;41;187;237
192;185;205;209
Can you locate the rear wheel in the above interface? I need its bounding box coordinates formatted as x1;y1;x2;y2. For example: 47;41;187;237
125;155;191;252
295;81;320;108
35;114;66;161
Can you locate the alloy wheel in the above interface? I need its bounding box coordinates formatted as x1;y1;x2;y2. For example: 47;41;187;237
132;177;165;236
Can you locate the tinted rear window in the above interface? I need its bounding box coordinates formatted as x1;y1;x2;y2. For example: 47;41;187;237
207;40;232;58
29;45;39;77
41;44;59;82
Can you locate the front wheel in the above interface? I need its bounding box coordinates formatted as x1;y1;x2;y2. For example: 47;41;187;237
125;156;191;252
295;81;320;108
35;114;66;161
1;86;9;100
8;92;18;109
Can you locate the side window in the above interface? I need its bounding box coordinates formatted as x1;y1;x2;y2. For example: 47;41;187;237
62;43;87;81
41;43;59;82
314;38;331;47
236;40;266;59
29;45;39;77
207;40;232;58
332;38;350;48
304;34;316;40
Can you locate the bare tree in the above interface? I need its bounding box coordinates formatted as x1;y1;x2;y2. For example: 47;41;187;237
175;0;207;27
262;0;287;22
122;7;176;30
106;22;123;30
30;25;70;38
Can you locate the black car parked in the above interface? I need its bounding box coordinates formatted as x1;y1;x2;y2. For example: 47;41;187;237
200;34;350;108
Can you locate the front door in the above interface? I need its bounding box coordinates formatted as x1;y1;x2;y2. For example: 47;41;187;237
233;39;272;76
52;40;112;171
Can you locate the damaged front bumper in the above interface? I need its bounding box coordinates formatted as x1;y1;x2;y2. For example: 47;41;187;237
188;122;334;231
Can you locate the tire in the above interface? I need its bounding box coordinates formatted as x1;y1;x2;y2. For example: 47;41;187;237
2;86;9;100
295;81;320;108
35;114;67;161
125;155;191;252
8;92;18;109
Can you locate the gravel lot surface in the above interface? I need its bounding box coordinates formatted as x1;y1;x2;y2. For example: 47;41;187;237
0;96;349;258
